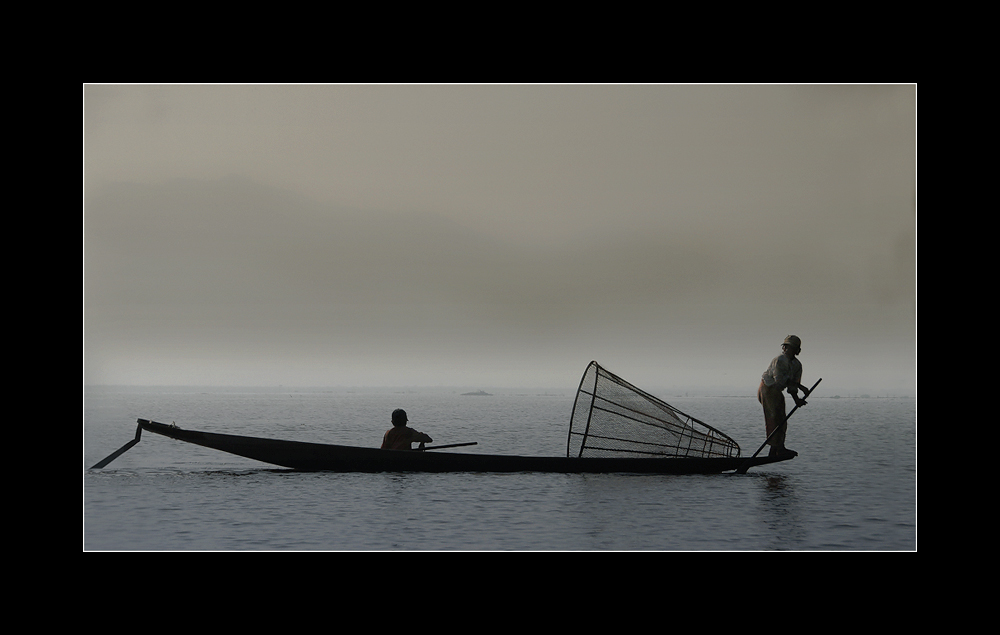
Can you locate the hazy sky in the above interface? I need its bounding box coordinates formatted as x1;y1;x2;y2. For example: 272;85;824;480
84;84;916;394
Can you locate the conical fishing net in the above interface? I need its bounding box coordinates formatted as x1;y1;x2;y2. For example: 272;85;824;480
567;361;741;459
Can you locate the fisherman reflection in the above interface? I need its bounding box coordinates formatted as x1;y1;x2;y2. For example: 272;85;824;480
380;409;433;450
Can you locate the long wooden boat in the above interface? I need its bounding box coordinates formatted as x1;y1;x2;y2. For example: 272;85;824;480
116;418;793;474
91;363;811;474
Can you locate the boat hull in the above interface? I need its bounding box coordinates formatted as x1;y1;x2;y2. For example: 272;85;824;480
135;419;793;474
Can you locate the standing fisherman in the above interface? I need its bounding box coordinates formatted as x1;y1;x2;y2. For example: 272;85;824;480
758;335;808;458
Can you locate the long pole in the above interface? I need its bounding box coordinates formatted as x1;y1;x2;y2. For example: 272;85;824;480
736;378;822;474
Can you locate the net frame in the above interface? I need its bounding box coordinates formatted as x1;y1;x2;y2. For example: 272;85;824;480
566;361;741;459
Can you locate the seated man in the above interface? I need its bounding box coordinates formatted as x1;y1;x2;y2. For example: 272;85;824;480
381;409;433;450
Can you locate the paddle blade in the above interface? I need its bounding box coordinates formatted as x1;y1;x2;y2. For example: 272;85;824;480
90;424;143;469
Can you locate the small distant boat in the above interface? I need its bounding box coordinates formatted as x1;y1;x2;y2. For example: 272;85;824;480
461;390;492;396
91;361;800;475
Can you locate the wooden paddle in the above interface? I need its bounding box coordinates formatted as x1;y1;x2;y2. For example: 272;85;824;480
419;442;478;451
735;377;822;474
91;423;143;469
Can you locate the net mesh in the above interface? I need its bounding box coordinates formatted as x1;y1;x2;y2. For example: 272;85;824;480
567;361;741;459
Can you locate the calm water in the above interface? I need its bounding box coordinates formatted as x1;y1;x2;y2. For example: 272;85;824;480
83;386;916;550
